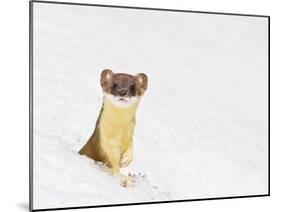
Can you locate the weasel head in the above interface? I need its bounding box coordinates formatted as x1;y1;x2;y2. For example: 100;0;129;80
100;69;148;108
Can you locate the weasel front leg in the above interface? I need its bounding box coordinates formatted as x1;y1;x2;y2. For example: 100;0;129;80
99;123;122;175
109;147;121;175
120;123;135;168
102;142;121;175
120;145;133;168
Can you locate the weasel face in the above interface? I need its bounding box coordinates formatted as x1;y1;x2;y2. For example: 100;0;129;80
100;69;148;108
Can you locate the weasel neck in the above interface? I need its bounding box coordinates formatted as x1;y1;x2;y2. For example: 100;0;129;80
102;97;139;122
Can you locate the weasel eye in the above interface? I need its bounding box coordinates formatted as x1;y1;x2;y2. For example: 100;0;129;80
130;85;135;92
112;82;117;90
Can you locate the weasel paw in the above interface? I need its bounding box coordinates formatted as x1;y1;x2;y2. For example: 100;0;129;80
120;173;136;187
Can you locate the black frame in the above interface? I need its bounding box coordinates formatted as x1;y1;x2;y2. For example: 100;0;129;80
29;0;270;211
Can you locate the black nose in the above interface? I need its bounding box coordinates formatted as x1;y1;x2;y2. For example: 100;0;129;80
119;90;127;97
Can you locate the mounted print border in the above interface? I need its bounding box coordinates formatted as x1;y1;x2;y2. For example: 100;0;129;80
29;0;270;211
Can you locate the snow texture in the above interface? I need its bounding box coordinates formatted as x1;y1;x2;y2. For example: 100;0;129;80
32;2;268;209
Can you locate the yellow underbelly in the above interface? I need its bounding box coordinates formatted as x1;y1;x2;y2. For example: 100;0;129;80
99;98;137;156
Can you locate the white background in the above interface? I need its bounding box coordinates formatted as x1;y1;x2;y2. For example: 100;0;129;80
0;0;279;212
32;2;268;209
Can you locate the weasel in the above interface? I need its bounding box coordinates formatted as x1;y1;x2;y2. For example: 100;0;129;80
79;69;148;175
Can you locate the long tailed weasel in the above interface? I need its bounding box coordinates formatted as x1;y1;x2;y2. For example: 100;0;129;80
79;69;148;175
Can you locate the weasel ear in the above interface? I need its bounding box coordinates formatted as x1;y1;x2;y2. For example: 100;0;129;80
100;69;113;89
135;73;148;94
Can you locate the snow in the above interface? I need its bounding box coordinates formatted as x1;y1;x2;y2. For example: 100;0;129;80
32;2;268;210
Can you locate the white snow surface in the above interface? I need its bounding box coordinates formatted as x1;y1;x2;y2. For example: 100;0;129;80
32;2;268;209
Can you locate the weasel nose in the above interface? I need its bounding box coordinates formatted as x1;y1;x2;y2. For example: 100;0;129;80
119;90;127;97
